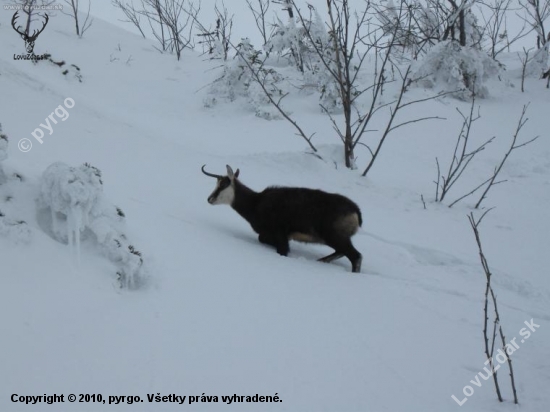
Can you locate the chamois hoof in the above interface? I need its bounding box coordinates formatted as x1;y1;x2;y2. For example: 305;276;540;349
351;256;363;273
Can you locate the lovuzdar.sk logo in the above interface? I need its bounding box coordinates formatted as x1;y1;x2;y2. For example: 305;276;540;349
11;11;49;61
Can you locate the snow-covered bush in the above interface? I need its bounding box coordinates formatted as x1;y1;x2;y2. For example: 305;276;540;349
266;15;312;72
206;9;344;117
0;212;31;243
303;59;343;113
266;9;343;112
304;14;344;112
39;162;103;243
0;125;31;243
525;44;550;77
0;125;7;184
38;162;146;288
87;207;144;289
463;9;483;48
411;40;501;99
207;38;262;102
246;80;284;120
205;39;284;119
376;0;420;53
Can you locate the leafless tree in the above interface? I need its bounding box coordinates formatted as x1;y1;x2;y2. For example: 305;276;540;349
10;0;55;37
246;0;272;47
0;125;7;185
518;47;534;91
111;0;168;51
474;105;538;208
374;0;441;60
229;40;317;153
290;0;446;172
158;0;196;60
543;66;550;86
141;0;168;52
267;0;316;73
372;0;532;61
361;67;449;177
413;0;478;47
520;0;550;49
62;0;93;37
519;0;550;78
435;95;494;203
113;0;197;60
292;0;392;169
469;209;504;403
479;0;531;58
468;210;518;404
444;104;538;208
194;3;233;60
213;3;233;61
192;14;216;57
112;0;146;38
273;0;294;19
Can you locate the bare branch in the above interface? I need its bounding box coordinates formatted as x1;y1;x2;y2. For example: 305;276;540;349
436;93;495;205
475;104;539;208
229;40;317;152
468;210;504;403
246;0;272;46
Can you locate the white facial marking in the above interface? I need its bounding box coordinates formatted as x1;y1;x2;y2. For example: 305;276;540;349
209;181;235;205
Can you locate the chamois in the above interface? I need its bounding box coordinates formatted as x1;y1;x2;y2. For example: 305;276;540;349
202;165;363;273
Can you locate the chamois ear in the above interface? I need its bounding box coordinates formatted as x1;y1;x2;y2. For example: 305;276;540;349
226;165;239;180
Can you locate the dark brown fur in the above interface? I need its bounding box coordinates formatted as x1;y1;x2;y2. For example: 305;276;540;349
204;166;363;272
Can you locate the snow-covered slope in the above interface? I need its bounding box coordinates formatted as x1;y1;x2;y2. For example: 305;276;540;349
1;9;549;412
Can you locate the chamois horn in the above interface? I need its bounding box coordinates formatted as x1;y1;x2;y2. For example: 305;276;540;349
201;164;223;179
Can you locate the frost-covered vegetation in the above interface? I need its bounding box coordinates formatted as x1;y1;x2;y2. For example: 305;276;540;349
411;40;502;98
38;162;146;288
0;124;31;243
194;0;548;169
0;124;7;184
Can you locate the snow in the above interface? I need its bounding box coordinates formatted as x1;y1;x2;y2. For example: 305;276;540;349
1;5;550;412
411;40;501;98
38;162;102;244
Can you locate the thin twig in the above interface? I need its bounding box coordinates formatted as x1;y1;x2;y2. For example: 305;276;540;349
468;211;503;403
229;40;317;152
475;104;538;208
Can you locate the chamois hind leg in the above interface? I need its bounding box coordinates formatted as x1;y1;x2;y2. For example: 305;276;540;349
318;252;344;263
325;236;362;273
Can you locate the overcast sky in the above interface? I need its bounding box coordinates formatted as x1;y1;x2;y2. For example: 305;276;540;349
90;0;290;47
89;1;535;53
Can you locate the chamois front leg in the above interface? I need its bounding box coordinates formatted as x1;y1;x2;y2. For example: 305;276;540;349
276;240;290;256
258;232;276;246
259;232;289;256
274;232;290;256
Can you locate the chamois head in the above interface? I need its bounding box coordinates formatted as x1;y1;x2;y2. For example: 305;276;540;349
201;164;240;205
